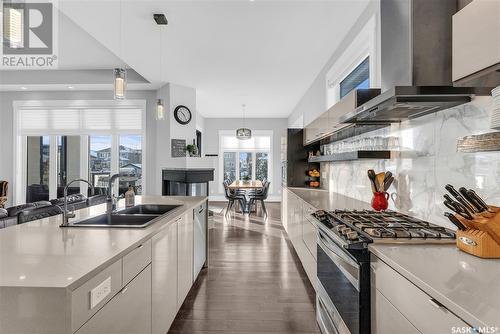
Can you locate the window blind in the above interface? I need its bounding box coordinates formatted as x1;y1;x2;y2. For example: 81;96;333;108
17;107;142;135
221;135;271;150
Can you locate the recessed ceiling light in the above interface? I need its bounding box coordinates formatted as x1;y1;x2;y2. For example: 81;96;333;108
20;86;27;90
67;86;74;89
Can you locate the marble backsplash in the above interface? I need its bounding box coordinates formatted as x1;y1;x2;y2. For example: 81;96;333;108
320;96;499;230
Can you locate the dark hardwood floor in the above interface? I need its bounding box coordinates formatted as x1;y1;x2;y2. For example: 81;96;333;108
169;201;320;334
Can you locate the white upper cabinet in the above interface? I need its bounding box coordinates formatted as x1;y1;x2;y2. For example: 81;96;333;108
453;0;500;86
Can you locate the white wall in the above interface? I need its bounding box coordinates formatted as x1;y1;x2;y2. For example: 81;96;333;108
203;118;288;199
288;0;380;128
152;83;199;194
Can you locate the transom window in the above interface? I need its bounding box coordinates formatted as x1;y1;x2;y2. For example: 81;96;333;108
340;57;369;98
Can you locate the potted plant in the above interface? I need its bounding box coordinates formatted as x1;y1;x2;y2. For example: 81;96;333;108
242;175;251;184
185;144;197;157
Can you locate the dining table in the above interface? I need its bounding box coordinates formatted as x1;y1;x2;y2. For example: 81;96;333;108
228;180;264;213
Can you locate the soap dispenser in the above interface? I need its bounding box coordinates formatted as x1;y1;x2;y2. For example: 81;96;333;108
125;186;135;207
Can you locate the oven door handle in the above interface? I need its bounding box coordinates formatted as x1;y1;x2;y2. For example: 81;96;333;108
318;231;360;291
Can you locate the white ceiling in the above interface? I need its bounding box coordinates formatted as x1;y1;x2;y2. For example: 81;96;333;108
8;0;371;118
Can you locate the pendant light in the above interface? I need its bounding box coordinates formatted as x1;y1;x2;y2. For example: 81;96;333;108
156;99;165;120
4;7;23;48
156;18;166;120
114;1;126;100
236;104;252;140
114;68;126;99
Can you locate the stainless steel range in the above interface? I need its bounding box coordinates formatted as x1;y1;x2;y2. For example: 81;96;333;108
313;209;455;334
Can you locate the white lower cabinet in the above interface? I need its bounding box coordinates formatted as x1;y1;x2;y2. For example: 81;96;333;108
371;255;469;334
177;213;194;308
152;219;178;334
371;288;420;334
75;265;152;334
282;188;317;291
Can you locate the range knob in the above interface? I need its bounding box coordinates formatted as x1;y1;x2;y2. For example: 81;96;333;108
341;228;352;235
346;231;359;241
335;225;347;233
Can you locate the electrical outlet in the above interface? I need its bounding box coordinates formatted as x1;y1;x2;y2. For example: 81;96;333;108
89;277;111;309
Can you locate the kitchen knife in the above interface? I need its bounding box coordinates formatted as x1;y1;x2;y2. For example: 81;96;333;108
444;212;467;230
445;184;476;213
443;199;474;220
458;187;483;213
467;189;491;212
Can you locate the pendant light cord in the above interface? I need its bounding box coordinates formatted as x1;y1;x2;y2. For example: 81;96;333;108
120;0;122;61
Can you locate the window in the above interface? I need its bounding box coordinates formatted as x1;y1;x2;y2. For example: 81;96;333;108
26;136;50;202
238;152;253;180
255;152;269;181
340;57;369;98
219;130;272;190
223;152;236;182
13;100;146;204
89;136;112;193
325;15;379;108
57;136;81;198
119;135;142;195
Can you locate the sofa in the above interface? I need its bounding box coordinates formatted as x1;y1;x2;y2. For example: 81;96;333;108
0;194;107;229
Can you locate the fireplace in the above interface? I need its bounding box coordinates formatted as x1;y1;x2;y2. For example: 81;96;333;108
162;168;214;196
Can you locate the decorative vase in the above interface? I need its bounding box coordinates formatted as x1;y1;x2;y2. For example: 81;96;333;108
371;192;389;211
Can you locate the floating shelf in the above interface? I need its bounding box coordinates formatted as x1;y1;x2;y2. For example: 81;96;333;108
457;132;500;153
308;150;392;163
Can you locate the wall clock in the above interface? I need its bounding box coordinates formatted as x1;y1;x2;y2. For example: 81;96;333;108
174;105;192;125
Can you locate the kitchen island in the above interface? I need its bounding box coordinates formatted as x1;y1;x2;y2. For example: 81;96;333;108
0;195;208;334
283;186;500;333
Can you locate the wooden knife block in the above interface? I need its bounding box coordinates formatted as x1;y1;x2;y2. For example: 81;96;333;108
455;206;500;259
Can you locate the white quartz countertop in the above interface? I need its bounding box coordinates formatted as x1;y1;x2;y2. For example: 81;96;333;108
287;187;371;211
0;195;206;290
369;244;500;329
286;187;500;329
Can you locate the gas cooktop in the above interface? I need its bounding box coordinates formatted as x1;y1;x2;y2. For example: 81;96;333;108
313;209;455;250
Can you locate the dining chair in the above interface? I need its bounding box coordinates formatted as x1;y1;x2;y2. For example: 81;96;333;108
249;181;270;217
223;181;245;216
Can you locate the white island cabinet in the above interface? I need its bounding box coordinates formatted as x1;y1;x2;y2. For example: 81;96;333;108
177;213;194;306
75;265;152;334
0;196;208;334
152;217;179;334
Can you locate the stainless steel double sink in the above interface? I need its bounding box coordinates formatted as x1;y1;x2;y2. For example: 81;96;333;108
66;204;182;228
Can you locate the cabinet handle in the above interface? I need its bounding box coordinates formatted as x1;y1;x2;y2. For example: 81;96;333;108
136;244;144;249
428;298;443;309
121;287;128;294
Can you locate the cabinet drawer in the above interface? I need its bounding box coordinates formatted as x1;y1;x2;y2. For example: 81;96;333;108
302;217;317;260
371;288;420;334
123;239;152;285
76;265;152;334
71;259;123;333
371;256;468;333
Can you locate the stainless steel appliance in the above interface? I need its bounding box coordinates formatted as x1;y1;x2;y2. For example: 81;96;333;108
313;209;455;334
338;0;489;126
193;201;208;277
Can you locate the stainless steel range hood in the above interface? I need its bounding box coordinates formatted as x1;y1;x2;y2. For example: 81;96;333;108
342;0;475;124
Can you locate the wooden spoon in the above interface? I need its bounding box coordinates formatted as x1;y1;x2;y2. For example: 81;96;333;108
376;172;385;192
